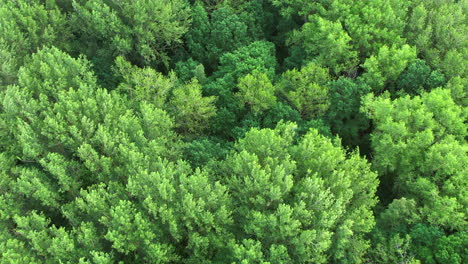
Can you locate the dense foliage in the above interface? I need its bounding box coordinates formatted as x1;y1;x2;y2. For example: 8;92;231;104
0;0;466;263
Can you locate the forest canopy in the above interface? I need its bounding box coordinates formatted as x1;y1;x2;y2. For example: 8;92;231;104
0;0;466;263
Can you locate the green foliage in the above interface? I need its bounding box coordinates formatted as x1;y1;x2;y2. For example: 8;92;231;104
363;89;467;229
237;70;277;113
289;15;358;74
396;59;447;95
206;41;278;140
169;79;217;136
70;0;190;85
213;123;378;263
75;0;190;65
396;59;432;94
433;231;468;264
272;0;408;58
215;41;278;82
185;2;252;72
238;0;276;41
185;1;211;65
369;197;467;264
341;0;408;57
277;62;330;119
261;102;302;129
405;1;467;78
116;57;217;136
363;88;467;263
445;76;468;107
368;233;421;264
326;78;371;149
208;6;251;63
115;56;178;108
0;0;69;85
174;58;207;84
363;89;466;227
360;44;417;93
182;138;231;168
1;0;466;262
0;47;196;262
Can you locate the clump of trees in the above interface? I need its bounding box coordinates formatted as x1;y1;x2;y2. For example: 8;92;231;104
0;0;466;263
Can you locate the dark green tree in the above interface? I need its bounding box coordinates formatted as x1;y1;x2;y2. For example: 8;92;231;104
326;78;371;151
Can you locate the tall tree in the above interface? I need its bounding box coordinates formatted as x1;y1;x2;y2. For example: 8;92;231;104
236;70;277;114
277;62;330;119
212;122;379;263
169;79;217;136
70;0;191;85
0;0;69;86
405;0;467;78
363;88;467;263
185;2;253;73
288;15;357;75
326;78;371;151
360;44;416;93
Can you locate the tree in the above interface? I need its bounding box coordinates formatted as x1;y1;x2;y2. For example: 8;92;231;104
182;137;231;168
369;198;467;264
363;88;466;229
1;47;232;262
212;122;379;263
237;70;277;113
70;0;191;84
214;41;278;82
277;62;330;119
1;1;466;262
362;88;467;263
0;0;69;86
405;1;467;78
396;59;446;95
261;102;302;129
289;15;357;75
116;56;217;136
445;76;467;108
271;0;409;59
185;1;211;66
169;79;217;136
206;41;278;139
185;2;252;72
326;78;371;150
115;56;178;108
341;0;408;58
360;44;417;93
174;58;207;84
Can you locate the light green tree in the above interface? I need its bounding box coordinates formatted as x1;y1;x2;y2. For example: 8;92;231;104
115;56;178;108
237;70;277;114
213;122;379;263
360;44;417;93
362;88;467;231
277;62;330;119
405;1;467;78
1;47;231;262
169;79;217;135
0;0;69;86
289;15;358;74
